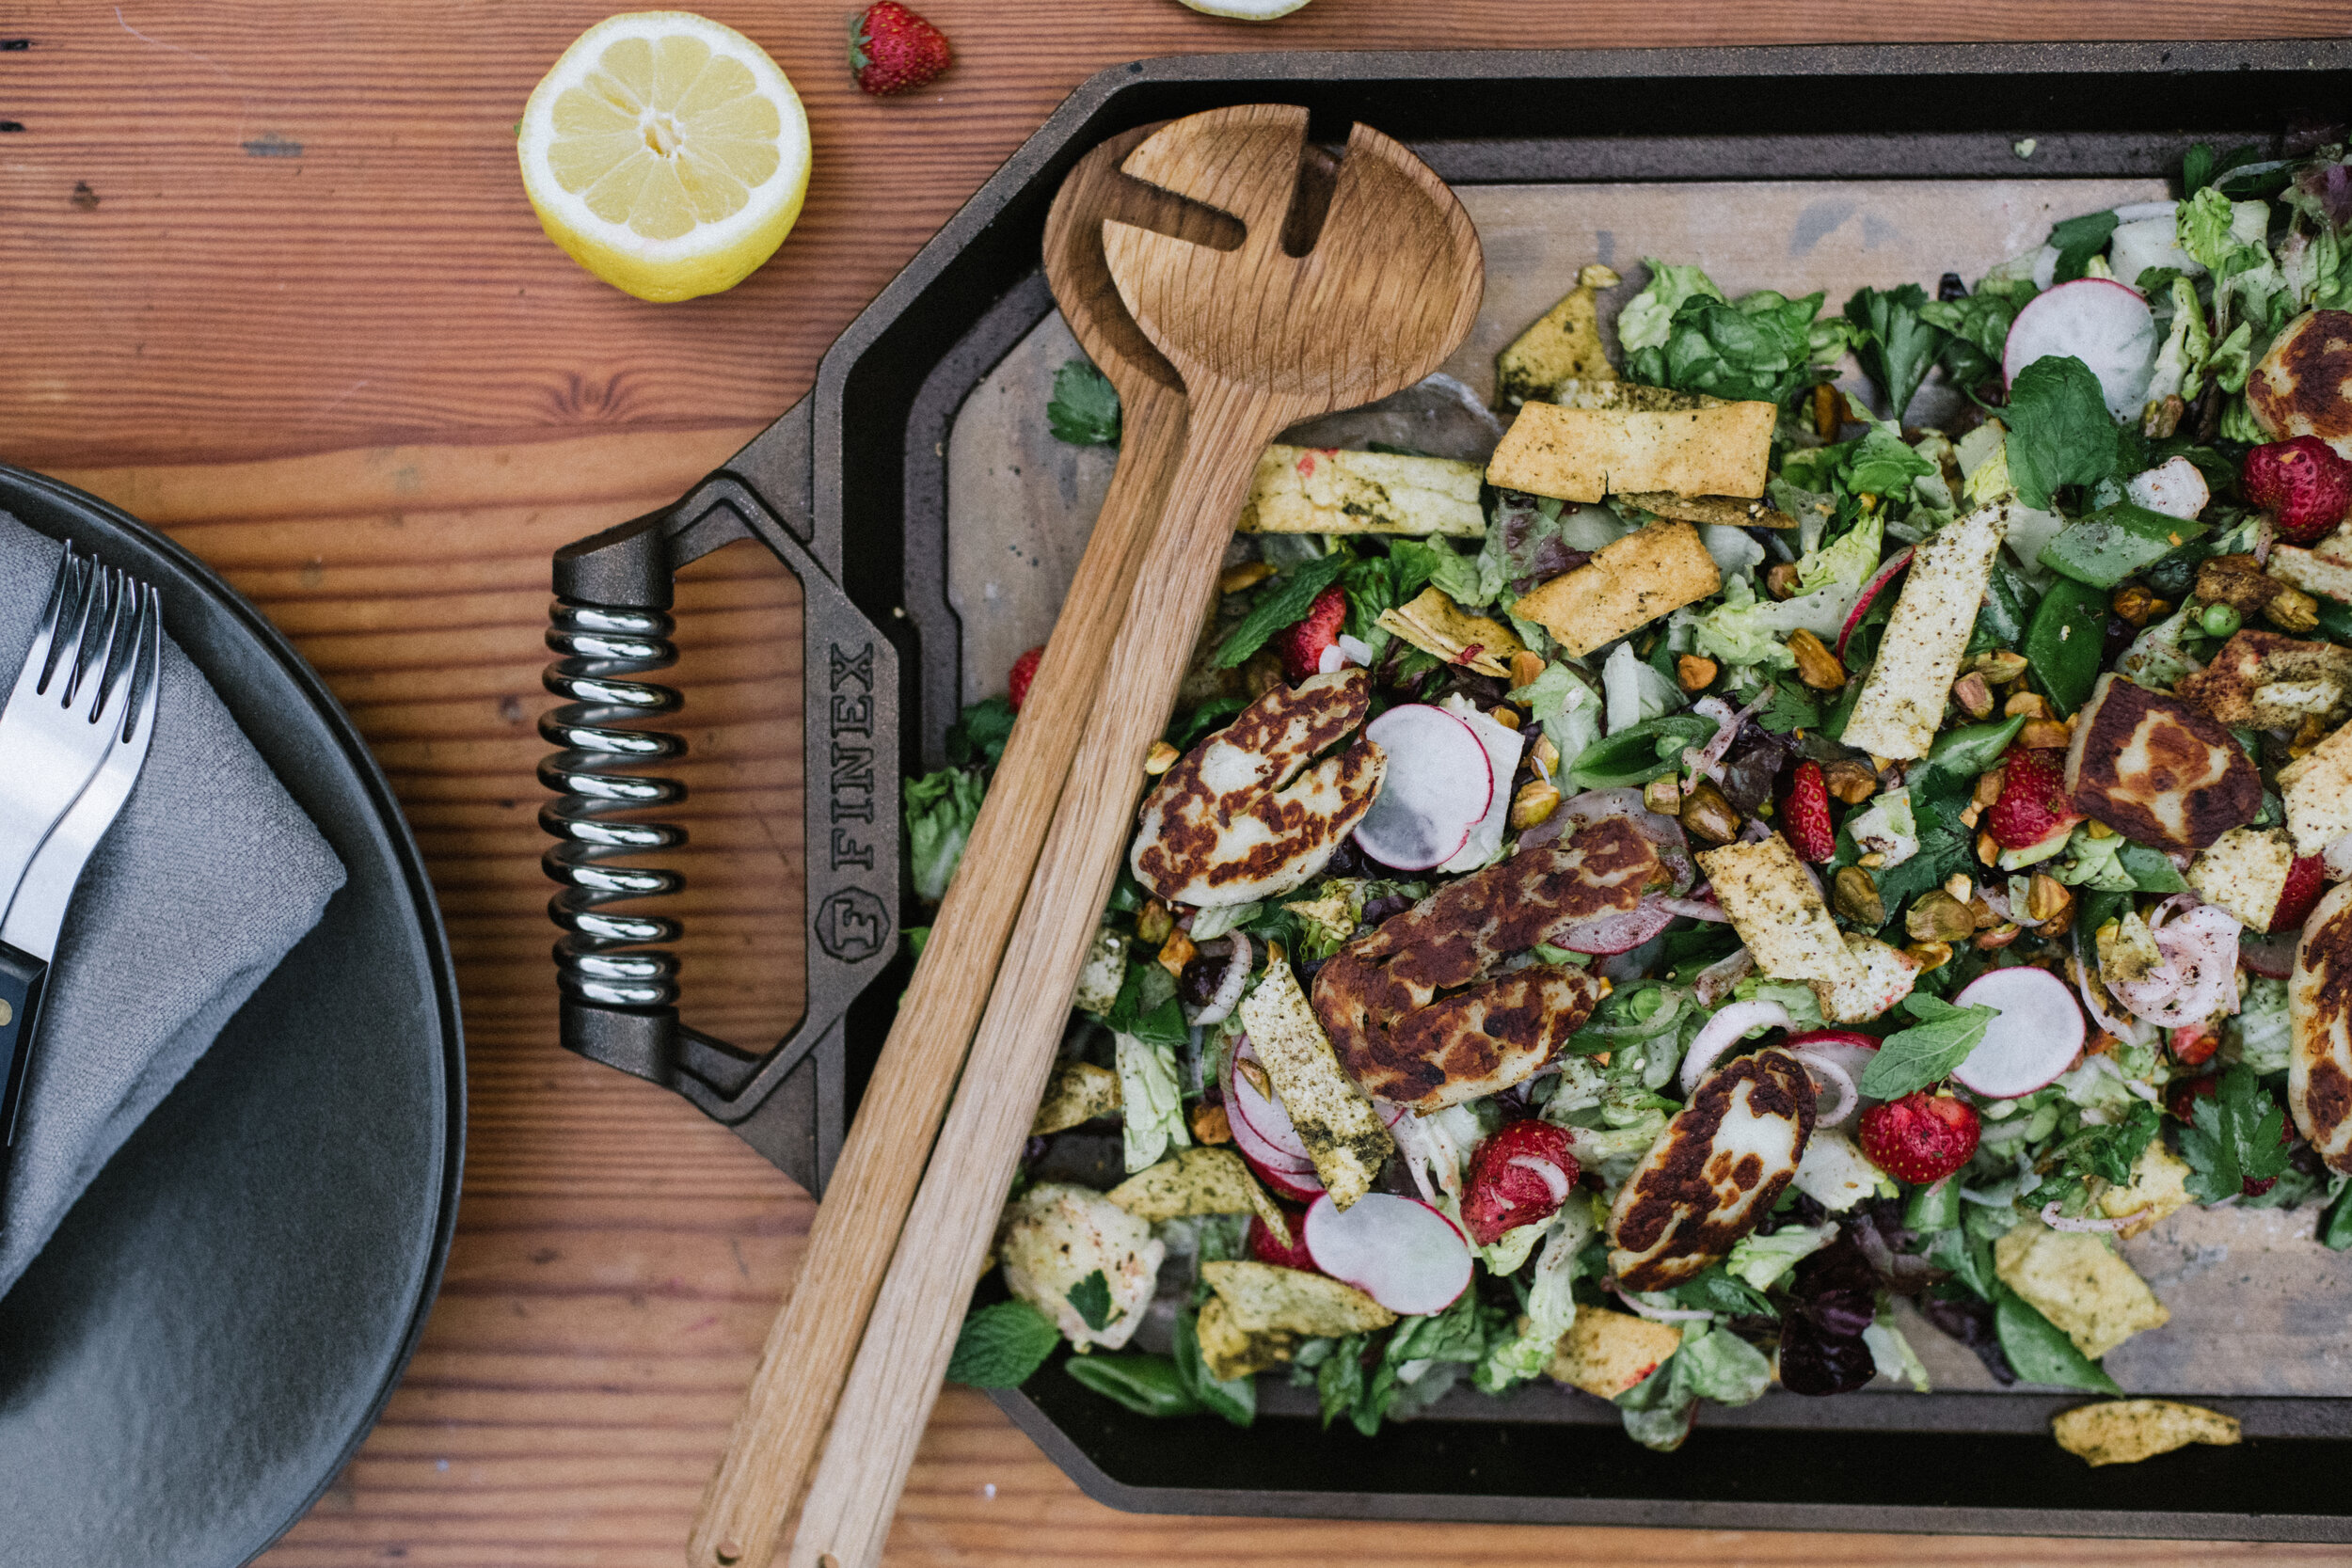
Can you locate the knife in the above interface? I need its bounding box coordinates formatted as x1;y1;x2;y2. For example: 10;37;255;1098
0;586;161;1168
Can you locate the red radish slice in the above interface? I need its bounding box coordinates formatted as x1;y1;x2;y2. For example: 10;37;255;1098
1245;1148;1327;1204
1837;546;1914;658
1222;1042;1312;1166
2002;277;2158;420
1247;1209;1318;1270
1350;704;1492;871
1952;966;2086;1098
1302;1192;1473;1315
2241;929;2297;981
1551;899;1677;956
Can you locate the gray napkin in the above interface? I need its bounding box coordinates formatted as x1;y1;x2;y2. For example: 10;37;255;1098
0;511;345;1298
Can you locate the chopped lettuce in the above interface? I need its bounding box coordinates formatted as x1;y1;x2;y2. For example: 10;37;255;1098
2233;975;2293;1075
1511;660;1605;772
2146;275;2214;405
1114;1029;1191;1175
1618;259;1726;353
1846;786;1919;867
1602;641;1688;734
904;766;986;903
1725;1221;1836;1291
1846;421;1938;501
1730;976;1829;1032
1422;531;1505;610
1688;574;1850;673
1797;513;1884;594
1697;522;1767;578
1675;1322;1775;1406
1864;1316;1933;1392
1630;288;1837;407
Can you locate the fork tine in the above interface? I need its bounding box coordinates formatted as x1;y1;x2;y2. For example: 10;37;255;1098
64;564;127;724
117;582;162;743
10;545;79;712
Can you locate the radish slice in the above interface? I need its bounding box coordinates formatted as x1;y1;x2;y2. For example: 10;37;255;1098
1350;704;1492;871
2241;929;2297;980
1224;1041;1312;1165
1951;966;2086;1098
1186;933;1253;1027
1678;1000;1791;1095
1552;899;1677;956
1246;1148;1327;1204
1837;546;1914;658
1786;1047;1862;1127
1302;1192;1473;1316
2003;277;2158;420
1781;1030;1881;1119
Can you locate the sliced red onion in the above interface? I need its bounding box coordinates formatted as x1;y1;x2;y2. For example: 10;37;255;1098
2070;939;2151;1045
1186;932;1253;1027
1612;1288;1716;1323
1386;1103;1441;1204
1680;690;1769;785
2111;900;2242;1027
1507;1153;1573;1206
2242;929;2297;980
1337;632;1375;667
1737;816;1772;843
1552;900;1677;956
1652;893;1728;922
1678;999;1791;1095
1693;947;1756;1006
2041;1201;2135;1233
1788;1046;1860;1128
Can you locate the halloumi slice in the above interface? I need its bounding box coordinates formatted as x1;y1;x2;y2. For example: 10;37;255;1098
2290;880;2352;1174
1840;500;2012;760
2280;716;2352;855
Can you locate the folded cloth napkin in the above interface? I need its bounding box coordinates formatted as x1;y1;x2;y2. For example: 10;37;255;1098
0;511;345;1298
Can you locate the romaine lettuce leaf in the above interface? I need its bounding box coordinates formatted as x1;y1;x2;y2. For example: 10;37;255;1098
904;766;985;903
1618;259;1725;353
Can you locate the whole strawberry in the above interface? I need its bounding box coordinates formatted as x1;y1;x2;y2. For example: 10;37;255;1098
1857;1090;1980;1184
848;1;950;96
1460;1118;1579;1246
1985;745;2081;851
1007;644;1044;711
2273;853;2327;933
1246;1207;1316;1271
1782;760;1836;863
2243;436;2352;544
1270;582;1347;682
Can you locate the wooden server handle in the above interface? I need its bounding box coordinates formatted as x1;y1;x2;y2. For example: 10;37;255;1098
783;374;1282;1568
684;377;1186;1568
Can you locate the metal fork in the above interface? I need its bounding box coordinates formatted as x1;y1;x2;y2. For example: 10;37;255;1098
0;547;144;924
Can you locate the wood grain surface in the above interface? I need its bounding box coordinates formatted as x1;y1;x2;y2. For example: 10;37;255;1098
3;3;2348;1564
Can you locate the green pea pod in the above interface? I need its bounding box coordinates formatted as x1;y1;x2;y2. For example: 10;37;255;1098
1927;715;2026;774
2024;575;2108;717
1966;560;2035;655
2119;841;2190;893
1063;1353;1202;1418
2323;1181;2352;1252
2038;501;2207;590
1566;712;1720;789
1994;1286;2122;1394
1172;1310;1256;1429
1905;1176;1963;1233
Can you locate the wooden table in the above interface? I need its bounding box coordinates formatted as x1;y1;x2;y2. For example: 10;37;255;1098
7;4;2348;1563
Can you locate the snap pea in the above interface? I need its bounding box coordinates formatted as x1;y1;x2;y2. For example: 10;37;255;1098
1905;1176;1963;1233
1064;1353;1203;1418
2023;575;2108;717
2038;501;2208;590
2119;841;2189;892
1566;712;1720;789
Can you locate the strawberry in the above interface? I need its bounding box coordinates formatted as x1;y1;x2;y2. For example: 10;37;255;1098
2166;1073;2217;1123
1007;644;1044;712
1269;583;1347;682
847;1;950;96
2273;853;2327;934
1857;1091;1980;1184
2243;436;2352;544
1246;1206;1316;1271
2169;1023;2220;1069
1460;1119;1579;1246
1985;745;2081;851
1781;760;1836;863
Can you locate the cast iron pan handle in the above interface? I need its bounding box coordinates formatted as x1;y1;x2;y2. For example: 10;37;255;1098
539;398;898;1197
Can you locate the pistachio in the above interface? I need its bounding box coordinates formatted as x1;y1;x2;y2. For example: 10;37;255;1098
1973;649;2029;685
1677;654;1720;692
1969;895;2002;931
1136;898;1175;946
1144;739;1181;775
1951;672;1994;721
1220;561;1276;594
1973;922;2023;951
1764;562;1803;601
2018;719;2074;751
1190;1101;1232;1145
1490;705;1523;730
1678;780;1741;845
2268;585;2321;635
1531;734;1561;771
2142;393;2185;440
1834;865;1885;927
1510;778;1561;830
2026;872;2074;927
1788;627;1848;691
1819;758;1876;804
1643;774;1684;815
1509;649;1547;691
2004;691;2049;720
1858;851;1887;868
1977;830;2001;865
1973;768;2006;809
2110;584;2167;627
1906;889;1977;942
1906;940;1955;971
1158;927;1198;977
1813;382;1847;442
2084;819;2115;839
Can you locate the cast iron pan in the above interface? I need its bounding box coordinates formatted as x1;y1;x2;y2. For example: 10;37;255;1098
0;465;463;1567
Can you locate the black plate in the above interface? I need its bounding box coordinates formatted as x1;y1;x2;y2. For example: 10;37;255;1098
0;466;463;1567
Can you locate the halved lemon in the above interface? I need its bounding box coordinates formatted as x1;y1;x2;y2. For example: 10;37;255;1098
518;12;810;303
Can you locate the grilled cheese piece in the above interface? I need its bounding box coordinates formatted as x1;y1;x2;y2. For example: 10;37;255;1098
2248;308;2352;458
2176;629;2352;730
1606;1050;1815;1291
2289;881;2352;1175
2064;673;2262;850
1840;499;2010;760
995;1182;1165;1352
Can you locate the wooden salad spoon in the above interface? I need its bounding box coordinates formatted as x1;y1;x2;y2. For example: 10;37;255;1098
685;126;1236;1568
784;103;1482;1568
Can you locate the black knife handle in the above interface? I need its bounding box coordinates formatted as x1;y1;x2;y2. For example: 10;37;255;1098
0;941;49;1163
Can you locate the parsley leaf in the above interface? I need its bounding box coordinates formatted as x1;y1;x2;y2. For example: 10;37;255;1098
2003;356;2126;510
1212;553;1351;669
1857;991;1998;1099
1753;682;1821;735
2063;1100;2162;1186
1920;289;2027;391
1844;284;1947;422
2180;1065;2291;1203
1105;959;1187;1047
946;1299;1061;1387
2046;211;2120;285
1046;357;1121;446
1066;1269;1116;1333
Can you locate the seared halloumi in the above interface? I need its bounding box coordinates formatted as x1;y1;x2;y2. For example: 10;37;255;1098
1791;1125;1885;1212
1511;519;1723;657
1107;1146;1292;1245
1809;933;1921;1022
2066;673;2263;850
2289;881;2352;1174
1487;399;1776;503
2267;542;2352;604
1496;263;1621;406
1607;1051;1816;1291
2096;1138;2195;1240
1131;669;1384;908
1840;500;2011;759
2177;629;2352;730
1992;1221;2170;1360
2052;1400;2242;1467
1237;961;1394;1208
1236;445;1487;538
2249;308;2352;458
1549;1307;1683;1399
1696;833;1858;984
1030;1059;1121;1135
2280;716;2352;855
995;1182;1166;1351
2185;827;2294;930
1376;586;1525;678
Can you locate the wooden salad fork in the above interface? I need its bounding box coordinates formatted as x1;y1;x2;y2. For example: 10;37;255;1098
783;103;1482;1568
686;125;1238;1568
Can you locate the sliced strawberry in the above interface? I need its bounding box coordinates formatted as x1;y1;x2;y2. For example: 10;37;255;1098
1460;1119;1578;1246
1246;1206;1317;1271
1781;760;1836;863
2244;436;2352;545
1269;583;1347;682
1985;745;2082;851
1856;1091;1980;1184
2273;853;2327;934
1007;644;1044;711
2169;1024;2220;1069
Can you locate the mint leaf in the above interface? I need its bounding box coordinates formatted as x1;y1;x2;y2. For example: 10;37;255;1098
2004;356;2125;510
2047;211;2120;285
1994;1286;2122;1394
1105;960;1186;1047
945;694;1016;769
1857;992;1998;1100
1064;1353;1200;1417
946;1300;1061;1387
2181;1064;2291;1203
1212;553;1350;669
1668;1264;1773;1318
1173;1309;1256;1428
1047;357;1120;446
1066;1268;1116;1332
1844;284;1947;422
